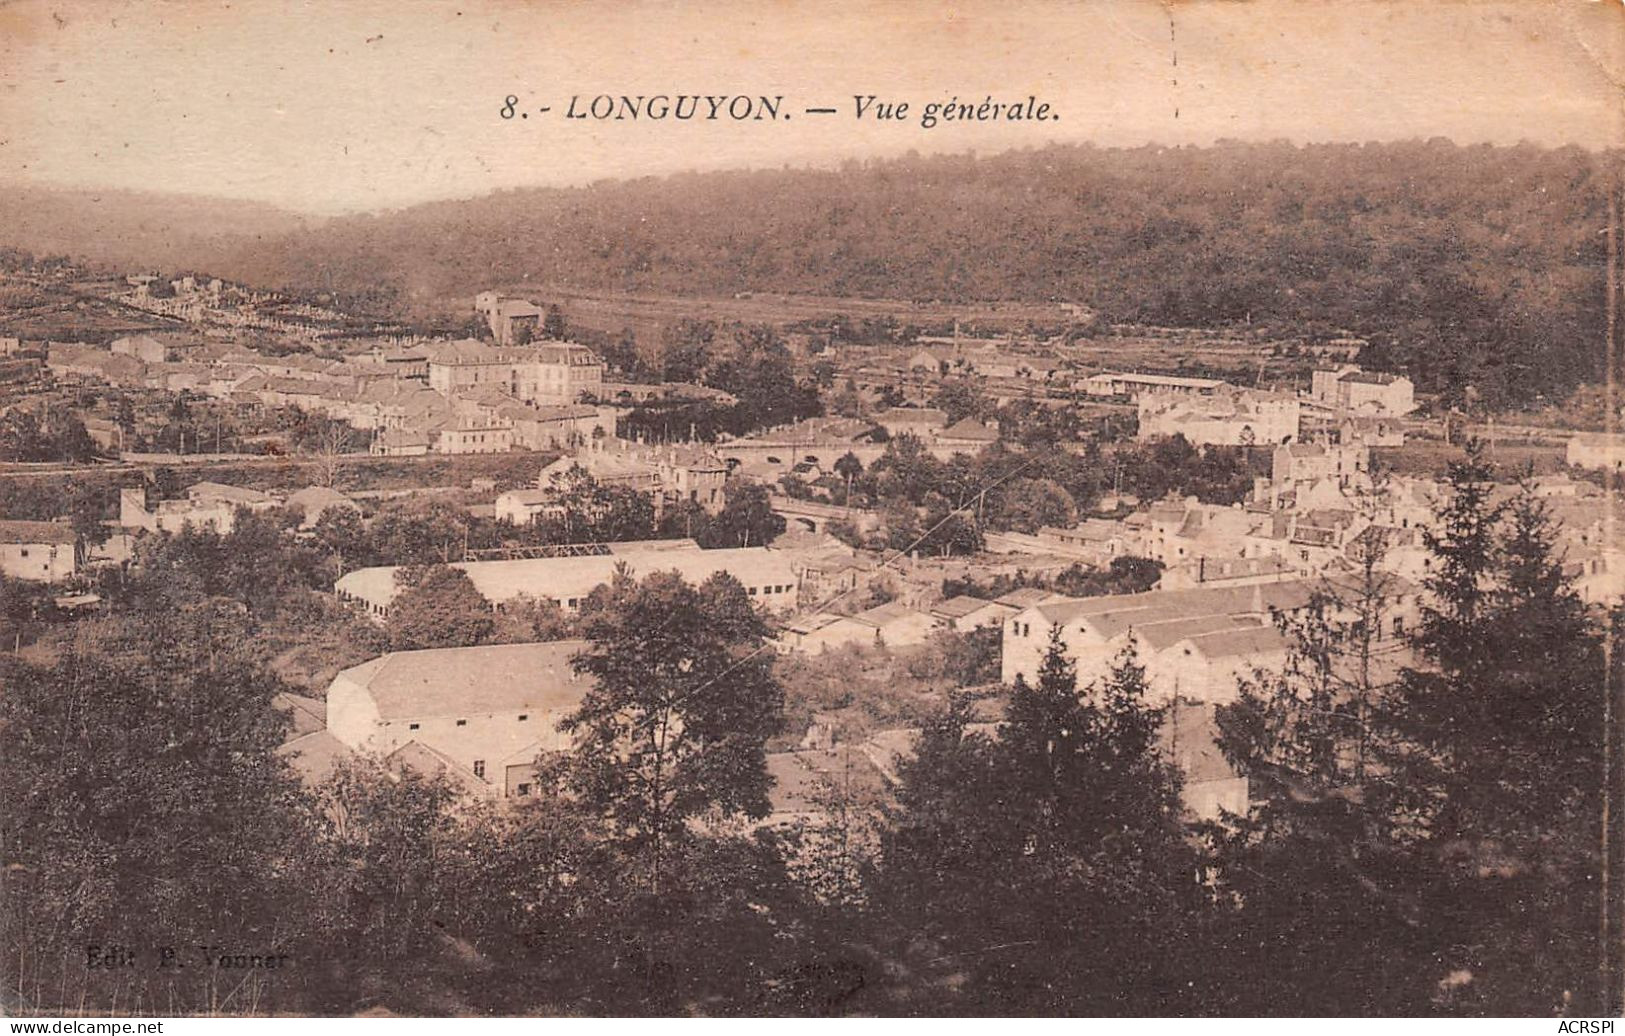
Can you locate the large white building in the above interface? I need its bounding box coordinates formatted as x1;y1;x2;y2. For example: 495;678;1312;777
1137;387;1300;446
1000;577;1420;706
336;545;801;617
425;339;604;406
1079;371;1225;399
325;640;591;798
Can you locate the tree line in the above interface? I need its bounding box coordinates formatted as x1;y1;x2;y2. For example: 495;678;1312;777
162;140;1619;410
1;443;1617;1016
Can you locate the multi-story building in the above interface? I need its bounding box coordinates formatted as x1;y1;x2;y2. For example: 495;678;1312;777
538;437;729;515
473;292;545;346
110;333;208;364
118;481;277;535
1310;365;1417;416
426;339;604;405
1259;440;1372;507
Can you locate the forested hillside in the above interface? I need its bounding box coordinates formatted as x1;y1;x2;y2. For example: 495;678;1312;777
4;140;1618;405
213;140;1625;406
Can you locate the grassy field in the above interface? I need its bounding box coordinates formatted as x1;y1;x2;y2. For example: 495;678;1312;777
417;284;1087;349
1375;440;1569;479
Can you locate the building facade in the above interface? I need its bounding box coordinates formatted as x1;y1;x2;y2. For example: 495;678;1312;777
0;520;77;582
426;339;605;406
1310;365;1417;416
1138;387;1301;446
326;641;592;799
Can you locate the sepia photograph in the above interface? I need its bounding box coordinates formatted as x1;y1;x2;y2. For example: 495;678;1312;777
0;0;1622;1022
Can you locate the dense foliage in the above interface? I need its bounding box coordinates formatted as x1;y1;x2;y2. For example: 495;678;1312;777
165;141;1618;407
1;444;1617;1016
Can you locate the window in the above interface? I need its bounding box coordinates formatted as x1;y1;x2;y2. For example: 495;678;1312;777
1392;615;1405;637
518;714;529;722
17;548;26;558
456;719;468;727
409;723;420;731
749;586;758;595
473;760;486;779
516;783;531;797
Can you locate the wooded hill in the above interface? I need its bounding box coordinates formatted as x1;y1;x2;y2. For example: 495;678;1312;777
4;139;1618;406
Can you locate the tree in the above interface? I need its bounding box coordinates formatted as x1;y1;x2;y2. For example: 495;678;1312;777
1378;473;1606;1013
554;569;784;895
386;564;495;650
695;481;785;549
311;505;372;572
535;465;656;545
543;303;568;340
602;327;644;377
934;624;1002;687
368;498;469;564
491;593;573;643
64;482;111;567
307;421;356;488
988;476;1077;533
876;632;1201;1013
126;509;330;619
661;318;714;384
918;492;983;557
314;757;465;962
1213;449;1611;1015
880;497;924;554
0;607;320;1015
1209;574;1426;1015
931;379;990;425
1052;555;1164;598
832;451;864;486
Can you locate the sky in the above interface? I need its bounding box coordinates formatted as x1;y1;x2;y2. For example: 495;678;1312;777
1;0;1621;216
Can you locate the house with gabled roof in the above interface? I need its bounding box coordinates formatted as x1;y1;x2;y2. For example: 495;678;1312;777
930;594;1020;632
1000;577;1402;705
325;640;593;799
1309;365;1416;416
0;520;77;582
937;418;999;449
